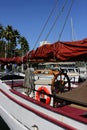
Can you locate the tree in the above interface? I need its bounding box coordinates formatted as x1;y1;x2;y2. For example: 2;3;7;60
0;24;3;39
3;25;20;57
0;24;6;57
0;24;29;58
18;36;29;56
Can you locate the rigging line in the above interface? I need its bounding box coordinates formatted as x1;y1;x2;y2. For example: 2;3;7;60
44;0;68;41
44;0;68;61
33;0;59;50
58;0;74;41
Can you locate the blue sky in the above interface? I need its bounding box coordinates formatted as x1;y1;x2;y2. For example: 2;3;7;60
0;0;87;50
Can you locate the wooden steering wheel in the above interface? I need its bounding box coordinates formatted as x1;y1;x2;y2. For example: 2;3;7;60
51;71;71;94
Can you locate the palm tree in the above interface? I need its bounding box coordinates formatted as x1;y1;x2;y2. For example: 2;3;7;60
0;24;6;57
3;25;13;57
19;36;29;56
0;24;29;58
18;36;29;72
9;29;20;57
4;25;20;57
0;24;3;39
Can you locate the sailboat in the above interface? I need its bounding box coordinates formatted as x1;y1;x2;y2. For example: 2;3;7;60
0;1;87;130
0;38;87;130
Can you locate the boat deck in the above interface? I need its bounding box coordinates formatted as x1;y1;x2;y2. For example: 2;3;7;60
8;84;87;125
0;78;87;130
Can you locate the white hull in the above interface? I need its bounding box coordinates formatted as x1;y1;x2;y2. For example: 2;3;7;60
0;79;87;130
0;106;28;130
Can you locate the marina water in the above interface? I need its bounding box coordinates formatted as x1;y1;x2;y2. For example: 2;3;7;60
0;116;10;130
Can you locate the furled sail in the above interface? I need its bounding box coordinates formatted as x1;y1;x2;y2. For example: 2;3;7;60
25;38;87;62
0;38;87;64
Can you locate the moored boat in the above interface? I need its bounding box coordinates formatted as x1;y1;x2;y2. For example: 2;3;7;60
0;68;87;130
0;38;87;130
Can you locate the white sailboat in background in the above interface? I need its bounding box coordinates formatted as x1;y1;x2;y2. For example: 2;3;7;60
71;17;87;82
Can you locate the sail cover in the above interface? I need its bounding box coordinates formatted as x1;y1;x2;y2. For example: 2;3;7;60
0;56;23;64
27;38;87;62
0;38;87;64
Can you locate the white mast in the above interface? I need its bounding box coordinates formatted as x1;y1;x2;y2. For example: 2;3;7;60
71;17;77;41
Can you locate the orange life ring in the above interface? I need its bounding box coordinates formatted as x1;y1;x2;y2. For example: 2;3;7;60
36;86;51;104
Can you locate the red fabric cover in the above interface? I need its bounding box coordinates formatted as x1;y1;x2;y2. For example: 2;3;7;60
0;56;23;64
27;38;87;61
0;38;87;64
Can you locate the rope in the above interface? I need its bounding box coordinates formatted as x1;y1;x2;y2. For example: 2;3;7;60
58;0;74;41
33;0;59;49
44;0;68;41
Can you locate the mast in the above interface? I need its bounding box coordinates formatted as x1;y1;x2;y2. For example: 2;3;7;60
70;17;77;41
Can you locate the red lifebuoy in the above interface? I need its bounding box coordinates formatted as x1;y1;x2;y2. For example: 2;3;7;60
36;86;51;104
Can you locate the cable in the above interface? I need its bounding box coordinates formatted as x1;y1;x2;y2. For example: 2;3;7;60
44;0;68;41
33;0;59;49
58;0;74;41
